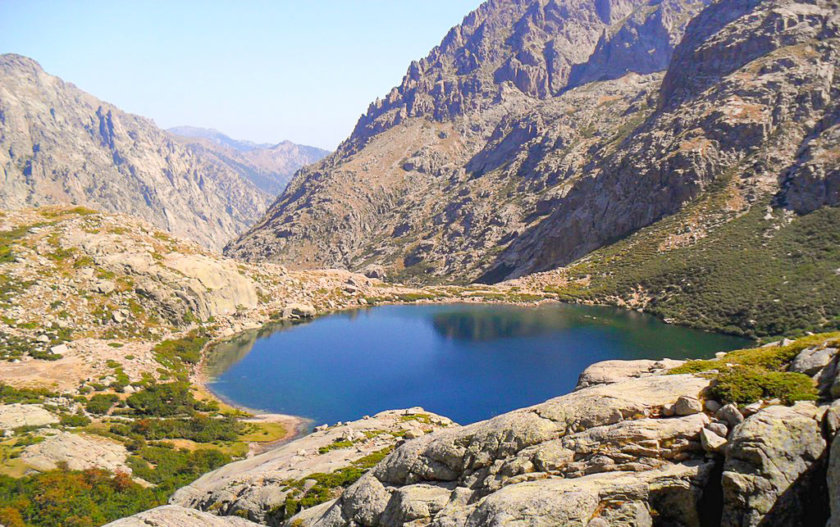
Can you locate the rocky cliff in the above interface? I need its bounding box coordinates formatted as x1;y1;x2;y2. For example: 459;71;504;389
168;127;330;195
0;55;271;250
226;0;839;305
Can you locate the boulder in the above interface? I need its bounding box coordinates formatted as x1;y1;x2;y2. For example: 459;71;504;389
716;404;744;427
791;346;837;376
721;403;827;527
0;403;58;430
104;505;259;526
700;428;727;453
282;302;317;320
575;359;683;389
674;396;703;416
21;431;131;474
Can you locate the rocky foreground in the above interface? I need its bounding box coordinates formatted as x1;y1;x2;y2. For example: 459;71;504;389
108;333;840;526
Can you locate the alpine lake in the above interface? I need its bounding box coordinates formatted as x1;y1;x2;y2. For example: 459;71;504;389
205;304;749;427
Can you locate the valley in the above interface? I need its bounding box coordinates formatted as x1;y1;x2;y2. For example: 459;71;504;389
0;0;838;524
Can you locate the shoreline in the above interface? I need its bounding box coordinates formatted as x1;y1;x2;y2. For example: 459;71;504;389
192;362;313;453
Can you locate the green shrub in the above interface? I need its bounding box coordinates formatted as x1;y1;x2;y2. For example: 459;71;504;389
710;366;817;405
130;415;244;443
85;394;119;415
60;412;92;428
125;382;198;417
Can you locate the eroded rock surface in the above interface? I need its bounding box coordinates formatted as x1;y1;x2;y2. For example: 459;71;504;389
171;409;454;523
105;505;260;527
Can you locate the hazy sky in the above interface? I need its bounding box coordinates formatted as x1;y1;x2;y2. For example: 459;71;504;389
0;1;482;150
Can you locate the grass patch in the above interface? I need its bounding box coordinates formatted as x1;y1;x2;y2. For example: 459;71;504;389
318;439;354;454
669;333;833;405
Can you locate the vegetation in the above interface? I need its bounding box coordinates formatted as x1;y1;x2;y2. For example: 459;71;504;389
125;382;200;417
124;415;244;443
152;331;209;378
0;384;56;405
126;445;230;488
85;394;120;415
554;202;840;338
669;333;835;405
0;468;158;527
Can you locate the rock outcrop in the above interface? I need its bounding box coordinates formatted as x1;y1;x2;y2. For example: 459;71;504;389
0;403;58;430
105;505;260;527
0;54;271;250
171;409;454;524
20;430;131;474
721;403;827;527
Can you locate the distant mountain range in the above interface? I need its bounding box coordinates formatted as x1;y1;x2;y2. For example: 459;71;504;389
167;127;329;195
0;54;326;249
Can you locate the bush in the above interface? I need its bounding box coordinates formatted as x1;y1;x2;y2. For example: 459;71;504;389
710;366;818;405
669;333;829;405
125;382;197;417
60;412;91;428
0;468;159;527
130;415;244;443
85;394;119;415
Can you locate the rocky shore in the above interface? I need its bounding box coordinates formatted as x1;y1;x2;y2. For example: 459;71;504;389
105;333;840;527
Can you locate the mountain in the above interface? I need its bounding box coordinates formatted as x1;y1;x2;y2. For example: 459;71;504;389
226;0;840;337
0;54;271;250
224;0;713;273
168;127;330;195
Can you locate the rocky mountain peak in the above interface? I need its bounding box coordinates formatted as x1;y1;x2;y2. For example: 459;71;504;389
340;0;709;156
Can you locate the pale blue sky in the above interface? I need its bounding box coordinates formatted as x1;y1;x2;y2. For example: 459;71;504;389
0;1;482;149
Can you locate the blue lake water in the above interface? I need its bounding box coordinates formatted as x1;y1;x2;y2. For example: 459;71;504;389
206;304;749;426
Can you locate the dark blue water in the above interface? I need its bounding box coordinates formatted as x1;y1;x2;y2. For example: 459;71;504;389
207;304;748;426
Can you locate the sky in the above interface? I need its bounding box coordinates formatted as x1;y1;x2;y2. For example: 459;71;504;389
0;1;483;150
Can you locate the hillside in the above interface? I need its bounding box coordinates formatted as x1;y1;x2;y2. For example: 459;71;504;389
226;0;840;338
224;0;712;272
168;127;329;195
0;55;271;250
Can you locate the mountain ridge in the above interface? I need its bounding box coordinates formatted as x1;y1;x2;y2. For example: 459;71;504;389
0;54;271;250
167;126;330;195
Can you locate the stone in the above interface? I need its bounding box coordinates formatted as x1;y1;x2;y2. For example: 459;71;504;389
721;404;826;527
0;404;58;430
282;302;316;320
700;428;727;453
96;280;115;295
22;431;131;474
704;399;722;413
575;359;665;389
104;505;259;526
716;404;744;427
50;344;68;355
706;421;729;438
791;346;837;376
674;396;703;416
112;311;125;323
